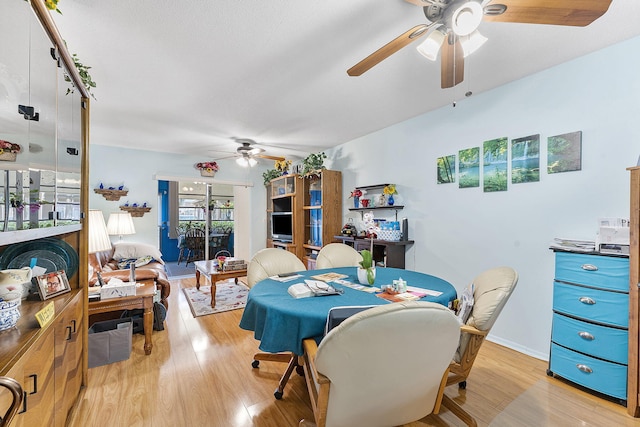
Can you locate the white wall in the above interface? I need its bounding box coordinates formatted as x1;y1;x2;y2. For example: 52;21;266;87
326;35;640;359
89;146;268;258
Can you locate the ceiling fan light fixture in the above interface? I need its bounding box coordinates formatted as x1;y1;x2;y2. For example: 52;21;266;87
236;156;257;167
451;1;483;37
416;28;446;61
461;30;487;57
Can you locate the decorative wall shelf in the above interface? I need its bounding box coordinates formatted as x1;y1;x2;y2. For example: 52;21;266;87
94;188;128;201
119;205;151;217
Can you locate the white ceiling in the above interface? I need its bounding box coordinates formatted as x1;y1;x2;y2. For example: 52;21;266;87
52;0;640;162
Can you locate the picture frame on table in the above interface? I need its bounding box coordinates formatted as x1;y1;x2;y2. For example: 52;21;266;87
36;270;71;300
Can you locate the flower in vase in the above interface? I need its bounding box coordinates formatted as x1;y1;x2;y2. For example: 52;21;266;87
383;184;398;196
349;189;363;198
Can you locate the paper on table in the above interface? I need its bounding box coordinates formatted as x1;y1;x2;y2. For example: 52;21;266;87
406;286;442;297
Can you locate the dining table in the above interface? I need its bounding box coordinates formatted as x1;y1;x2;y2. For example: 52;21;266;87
239;266;458;356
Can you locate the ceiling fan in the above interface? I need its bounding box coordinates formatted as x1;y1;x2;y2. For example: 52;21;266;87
220;138;285;167
347;0;613;88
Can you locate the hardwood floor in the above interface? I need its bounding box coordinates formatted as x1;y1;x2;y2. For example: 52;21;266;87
68;277;636;427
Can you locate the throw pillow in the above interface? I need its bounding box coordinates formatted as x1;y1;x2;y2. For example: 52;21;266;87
113;242;164;264
116;255;154;270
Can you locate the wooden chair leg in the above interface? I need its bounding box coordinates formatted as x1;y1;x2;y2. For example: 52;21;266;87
441;394;477;427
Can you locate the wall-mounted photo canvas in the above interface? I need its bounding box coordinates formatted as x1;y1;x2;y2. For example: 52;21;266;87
458;147;480;188
437;155;456;184
483;137;508;192
548;131;582;174
512;134;540;184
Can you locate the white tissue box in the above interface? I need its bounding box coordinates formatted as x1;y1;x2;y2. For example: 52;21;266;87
100;280;136;300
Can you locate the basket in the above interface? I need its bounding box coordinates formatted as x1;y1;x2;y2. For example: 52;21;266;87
377;229;401;241
200;169;216;177
0;152;17;162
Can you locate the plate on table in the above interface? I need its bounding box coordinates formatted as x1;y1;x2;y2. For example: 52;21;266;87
0;238;78;279
6;250;68;275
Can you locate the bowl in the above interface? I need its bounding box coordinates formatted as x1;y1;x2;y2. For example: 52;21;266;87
0;298;21;332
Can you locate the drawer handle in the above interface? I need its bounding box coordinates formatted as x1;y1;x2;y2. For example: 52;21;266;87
578;331;595;341
578;296;596;305
581;264;598;271
576;364;593;374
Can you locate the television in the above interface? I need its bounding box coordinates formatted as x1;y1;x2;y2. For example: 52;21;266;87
271;212;293;242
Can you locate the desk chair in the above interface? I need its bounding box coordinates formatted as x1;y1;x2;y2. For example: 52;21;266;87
443;266;518;427
299;301;461;427
315;243;362;269
247;248;306;399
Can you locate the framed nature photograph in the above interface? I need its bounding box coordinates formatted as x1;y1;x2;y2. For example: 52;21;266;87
483;137;508;192
36;270;71;300
458;147;480;188
512;134;540;184
437;154;456;184
548;131;582;174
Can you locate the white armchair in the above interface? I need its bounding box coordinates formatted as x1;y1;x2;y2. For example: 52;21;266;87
315;243;362;269
246;248;307;399
299;301;461;427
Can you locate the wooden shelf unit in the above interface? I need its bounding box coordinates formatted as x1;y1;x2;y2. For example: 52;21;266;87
266;171;342;267
627;166;640;417
94;188;128;201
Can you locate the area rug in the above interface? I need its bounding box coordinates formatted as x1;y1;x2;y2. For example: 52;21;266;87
182;281;249;317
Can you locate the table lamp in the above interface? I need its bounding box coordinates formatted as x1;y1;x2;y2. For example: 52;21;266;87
106;212;136;241
88;210;112;254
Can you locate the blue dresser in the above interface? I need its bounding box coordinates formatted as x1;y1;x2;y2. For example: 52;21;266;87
548;251;629;402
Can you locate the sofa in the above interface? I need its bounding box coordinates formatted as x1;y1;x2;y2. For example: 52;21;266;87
89;242;171;309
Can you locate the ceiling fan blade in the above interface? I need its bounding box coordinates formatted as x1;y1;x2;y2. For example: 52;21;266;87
441;36;464;89
483;0;612;27
347;24;429;76
404;0;430;5
257;154;285;161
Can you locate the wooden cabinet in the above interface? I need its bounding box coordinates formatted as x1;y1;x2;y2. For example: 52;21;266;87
0;291;84;427
302;170;342;269
547;251;629;403
266;171;342;266
628;166;640;417
0;2;90;426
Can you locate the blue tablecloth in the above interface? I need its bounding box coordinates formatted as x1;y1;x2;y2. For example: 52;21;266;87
239;267;457;355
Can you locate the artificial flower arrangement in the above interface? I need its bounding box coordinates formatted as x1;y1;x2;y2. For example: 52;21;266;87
194;161;220;173
0;140;21;154
383;184;398;196
349;188;363;198
274;159;291;173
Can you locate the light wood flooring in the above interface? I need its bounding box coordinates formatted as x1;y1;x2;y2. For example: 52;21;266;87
68;277;636;427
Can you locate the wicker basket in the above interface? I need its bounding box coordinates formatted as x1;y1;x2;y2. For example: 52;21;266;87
200;169;216;177
0;152;17;162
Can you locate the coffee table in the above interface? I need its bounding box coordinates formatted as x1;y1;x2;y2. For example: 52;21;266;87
194;260;247;308
88;279;156;355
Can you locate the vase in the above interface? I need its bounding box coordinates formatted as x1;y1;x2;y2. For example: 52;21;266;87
354;196;360;208
361;199;370;208
357;266;376;285
200;169;216;177
388;194;395;206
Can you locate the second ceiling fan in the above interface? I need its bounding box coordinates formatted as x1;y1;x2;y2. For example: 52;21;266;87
347;0;613;88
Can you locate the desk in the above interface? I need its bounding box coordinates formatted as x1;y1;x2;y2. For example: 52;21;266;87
88;279;156;355
239;267;457;356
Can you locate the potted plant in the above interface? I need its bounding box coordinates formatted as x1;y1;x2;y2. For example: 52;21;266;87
301;152;327;178
194;161;219;177
0;140;22;162
357;249;376;285
262;168;281;185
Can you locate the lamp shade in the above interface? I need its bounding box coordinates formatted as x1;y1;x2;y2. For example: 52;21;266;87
88;210;112;253
107;212;136;238
236;156;257;167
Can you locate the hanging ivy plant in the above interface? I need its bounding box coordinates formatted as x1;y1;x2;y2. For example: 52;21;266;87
65;53;97;100
24;0;62;14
